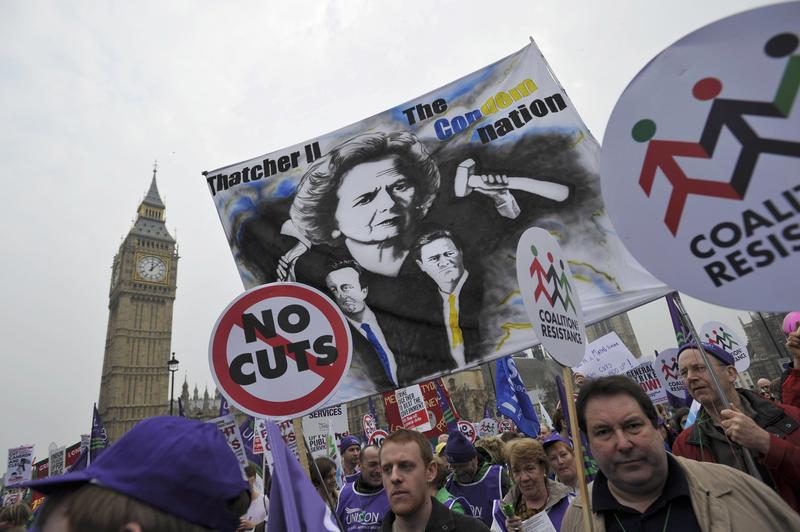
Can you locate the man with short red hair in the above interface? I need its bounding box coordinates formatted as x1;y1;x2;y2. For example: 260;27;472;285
379;429;488;531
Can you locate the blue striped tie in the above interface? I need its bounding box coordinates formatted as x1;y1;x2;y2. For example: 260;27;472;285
361;323;395;386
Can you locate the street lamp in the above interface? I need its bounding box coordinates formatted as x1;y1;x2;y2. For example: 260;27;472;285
168;352;179;416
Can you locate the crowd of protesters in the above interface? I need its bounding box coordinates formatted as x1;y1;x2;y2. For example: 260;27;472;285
2;312;799;531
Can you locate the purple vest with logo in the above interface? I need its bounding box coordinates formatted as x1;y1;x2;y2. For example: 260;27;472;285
335;481;390;532
445;464;503;526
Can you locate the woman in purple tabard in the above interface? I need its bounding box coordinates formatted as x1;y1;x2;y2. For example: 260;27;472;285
490;439;572;532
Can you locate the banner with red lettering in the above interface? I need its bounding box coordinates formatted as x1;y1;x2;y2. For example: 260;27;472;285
383;378;458;438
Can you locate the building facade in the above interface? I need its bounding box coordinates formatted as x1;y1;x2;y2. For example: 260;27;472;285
98;170;178;441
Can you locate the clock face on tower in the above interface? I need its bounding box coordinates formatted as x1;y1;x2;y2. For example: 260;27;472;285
136;255;167;282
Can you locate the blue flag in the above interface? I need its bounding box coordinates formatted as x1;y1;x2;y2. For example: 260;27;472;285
219;395;230;417
238;416;262;468
367;396;380;428
89;404;109;465
266;420;340;532
495;356;540;437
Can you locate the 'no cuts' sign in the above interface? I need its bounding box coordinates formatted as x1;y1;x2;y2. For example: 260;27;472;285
209;283;352;418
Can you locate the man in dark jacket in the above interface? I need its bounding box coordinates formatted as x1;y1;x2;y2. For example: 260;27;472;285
673;342;800;512
380;429;489;532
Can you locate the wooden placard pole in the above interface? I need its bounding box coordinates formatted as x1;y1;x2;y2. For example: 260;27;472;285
292;417;311;476
562;365;595;532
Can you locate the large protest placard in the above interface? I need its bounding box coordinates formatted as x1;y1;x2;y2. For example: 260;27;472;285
207;41;669;405
394;385;432;432
575;332;638;378
302;404;349;458
255;418;300;468
625;361;668;405
209;282;352;419
4;445;33;486
601;2;800;312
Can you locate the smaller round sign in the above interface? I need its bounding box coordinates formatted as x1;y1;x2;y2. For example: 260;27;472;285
362;414;377;436
700;321;750;372
209;282;352;419
477;418;499;438
498;418;516;433
516;227;586;367
457;420;476;443
368;429;388;448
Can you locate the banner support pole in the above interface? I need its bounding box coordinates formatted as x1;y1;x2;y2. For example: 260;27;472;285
671;292;763;481
562;365;594;532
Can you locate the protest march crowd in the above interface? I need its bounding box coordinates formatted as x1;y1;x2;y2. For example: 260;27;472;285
1;312;799;532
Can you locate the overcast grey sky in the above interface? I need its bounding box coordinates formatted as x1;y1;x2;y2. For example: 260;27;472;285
0;0;777;463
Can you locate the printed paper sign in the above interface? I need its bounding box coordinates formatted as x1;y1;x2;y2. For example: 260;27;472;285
209;282;352;419
395;384;432;432
302;404;350;458
48;445;65;478
207;41;669;407
4;445;34;486
625;361;669;405
382;378;456;438
209;414;249;471
517;227;587;367
575;332;638;378
254;418;299;467
601;2;800;312
700;320;751;371
457;420;477;443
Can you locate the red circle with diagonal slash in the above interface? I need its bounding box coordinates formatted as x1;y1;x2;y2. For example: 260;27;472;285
209;282;351;419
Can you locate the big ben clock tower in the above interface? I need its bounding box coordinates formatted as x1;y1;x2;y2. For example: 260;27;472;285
98;165;178;442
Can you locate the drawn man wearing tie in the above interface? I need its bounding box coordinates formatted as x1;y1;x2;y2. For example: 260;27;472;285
414;229;483;369
325;260;398;390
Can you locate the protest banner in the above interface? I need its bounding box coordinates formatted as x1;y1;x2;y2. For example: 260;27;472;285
4;445;33;486
209;282;352;419
575;332;638;378
209;414;249;471
457;420;477;443
206;40;669;407
601;2;800;312
625;361;668;405
700;320;750;371
302;404;349;458
394;384;432;432
382;378;457;438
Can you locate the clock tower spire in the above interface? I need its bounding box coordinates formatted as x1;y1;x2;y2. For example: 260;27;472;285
98;166;179;442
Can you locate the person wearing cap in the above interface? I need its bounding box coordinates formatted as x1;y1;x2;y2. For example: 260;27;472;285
335;444;390;531
674;342;800;512
430;455;471;516
444;430;510;526
773;311;800;408
543;433;578;494
21;416;251;532
340;434;362;485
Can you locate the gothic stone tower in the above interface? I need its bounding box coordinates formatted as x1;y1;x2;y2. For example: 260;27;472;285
98;168;178;441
